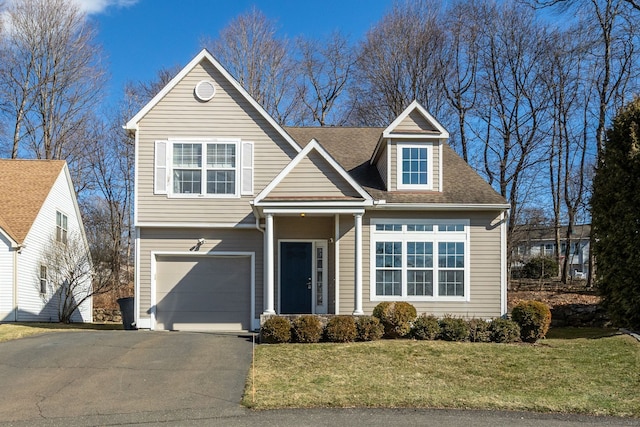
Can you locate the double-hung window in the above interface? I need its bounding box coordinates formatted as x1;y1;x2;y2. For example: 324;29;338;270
371;220;469;301
171;141;237;196
56;211;68;244
397;143;433;190
39;265;47;294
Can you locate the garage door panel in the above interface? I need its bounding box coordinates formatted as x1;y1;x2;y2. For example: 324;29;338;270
155;255;251;331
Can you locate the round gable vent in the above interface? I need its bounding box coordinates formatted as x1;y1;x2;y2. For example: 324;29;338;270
195;80;216;101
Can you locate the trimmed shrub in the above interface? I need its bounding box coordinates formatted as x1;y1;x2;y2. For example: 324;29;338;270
372;301;417;338
260;316;292;344
511;300;552;343
468;318;491;343
411;314;440;340
489;318;521;343
325;316;357;343
356;316;384;341
438;316;470;341
522;256;559;279
292;315;323;343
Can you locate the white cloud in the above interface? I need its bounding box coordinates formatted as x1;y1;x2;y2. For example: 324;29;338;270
71;0;139;15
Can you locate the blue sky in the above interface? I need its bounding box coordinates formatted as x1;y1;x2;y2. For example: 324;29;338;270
87;0;394;109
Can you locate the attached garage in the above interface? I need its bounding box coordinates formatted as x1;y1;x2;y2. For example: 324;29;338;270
153;253;254;331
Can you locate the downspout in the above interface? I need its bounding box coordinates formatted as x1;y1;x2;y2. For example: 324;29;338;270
251;202;265;329
501;208;510;317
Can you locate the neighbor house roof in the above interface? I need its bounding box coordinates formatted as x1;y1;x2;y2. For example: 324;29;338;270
284;127;508;206
512;224;591;242
0;159;65;244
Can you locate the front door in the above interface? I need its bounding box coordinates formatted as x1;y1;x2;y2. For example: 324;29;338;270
280;242;312;314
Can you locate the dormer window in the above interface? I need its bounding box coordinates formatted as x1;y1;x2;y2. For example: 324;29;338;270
397;143;433;190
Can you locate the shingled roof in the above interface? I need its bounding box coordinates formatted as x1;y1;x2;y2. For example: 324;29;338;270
0;159;65;244
284;127;507;206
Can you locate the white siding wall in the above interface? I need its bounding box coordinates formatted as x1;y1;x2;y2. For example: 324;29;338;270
17;170;91;322
0;235;15;320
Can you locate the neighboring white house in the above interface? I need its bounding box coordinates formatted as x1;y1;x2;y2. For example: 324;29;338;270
512;224;591;279
0;159;92;322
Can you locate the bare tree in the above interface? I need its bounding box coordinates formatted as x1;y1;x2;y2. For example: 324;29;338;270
348;0;447;126
0;0;105;162
296;32;355;126
202;7;297;124
470;2;552;270
39;232;115;323
439;0;481;162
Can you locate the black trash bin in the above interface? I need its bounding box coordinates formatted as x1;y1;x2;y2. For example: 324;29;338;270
117;297;136;330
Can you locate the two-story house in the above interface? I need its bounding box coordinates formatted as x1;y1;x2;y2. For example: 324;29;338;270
0;160;92;322
125;49;510;332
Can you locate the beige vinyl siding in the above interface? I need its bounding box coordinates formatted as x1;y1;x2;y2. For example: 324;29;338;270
274;216;335;313
137;60;298;225
337;214;356;314
137;228;263;323
389;140;440;191
394;109;438;133
337;210;503;319
375;144;388;190
269;151;361;199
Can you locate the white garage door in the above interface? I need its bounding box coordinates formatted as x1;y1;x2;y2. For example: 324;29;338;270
155;255;251;331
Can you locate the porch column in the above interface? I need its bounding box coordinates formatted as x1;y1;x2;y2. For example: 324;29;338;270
353;213;364;315
264;213;275;314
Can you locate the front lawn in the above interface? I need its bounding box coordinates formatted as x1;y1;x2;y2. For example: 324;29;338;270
243;328;639;417
0;322;122;343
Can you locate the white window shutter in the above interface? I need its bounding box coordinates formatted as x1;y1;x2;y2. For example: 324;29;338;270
241;141;254;195
154;141;168;195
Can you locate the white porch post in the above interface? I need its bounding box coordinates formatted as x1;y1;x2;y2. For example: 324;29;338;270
264;213;275;314
353;213;364;315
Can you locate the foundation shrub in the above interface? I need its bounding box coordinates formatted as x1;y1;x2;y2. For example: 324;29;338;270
438;316;470;341
468;318;491;342
411;314;440;340
489;318;521;343
292;315;323;343
260;316;292;344
356;316;384;341
511;300;552;343
372;301;417;338
324;316;357;343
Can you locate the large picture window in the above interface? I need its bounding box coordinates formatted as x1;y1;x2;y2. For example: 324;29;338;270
397;143;433;190
371;220;469;301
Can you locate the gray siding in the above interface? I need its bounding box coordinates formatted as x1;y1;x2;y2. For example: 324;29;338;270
270;151;360;199
138;228;263;323
137;60;298;225
338;210;503;319
375;144;388;190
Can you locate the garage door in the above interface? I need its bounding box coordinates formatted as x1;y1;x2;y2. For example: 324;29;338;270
155;255;251;331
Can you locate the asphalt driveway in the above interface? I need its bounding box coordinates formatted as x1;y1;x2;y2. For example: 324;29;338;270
0;330;254;425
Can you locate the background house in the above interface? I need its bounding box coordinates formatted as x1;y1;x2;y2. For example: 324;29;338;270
0;160;92;322
511;224;591;279
126;49;510;332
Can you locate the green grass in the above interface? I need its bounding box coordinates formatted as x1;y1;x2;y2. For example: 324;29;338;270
243;328;640;417
0;322;122;343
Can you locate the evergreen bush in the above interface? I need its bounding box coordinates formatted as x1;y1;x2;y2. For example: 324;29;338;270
411;314;440;340
511;300;552;343
438;316;470;341
324;316;357;343
292;315;323;343
356;316;384;341
260;316;292;344
489;318;521;343
372;301;417;338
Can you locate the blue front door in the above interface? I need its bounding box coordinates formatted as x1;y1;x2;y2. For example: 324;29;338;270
280;242;312;314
